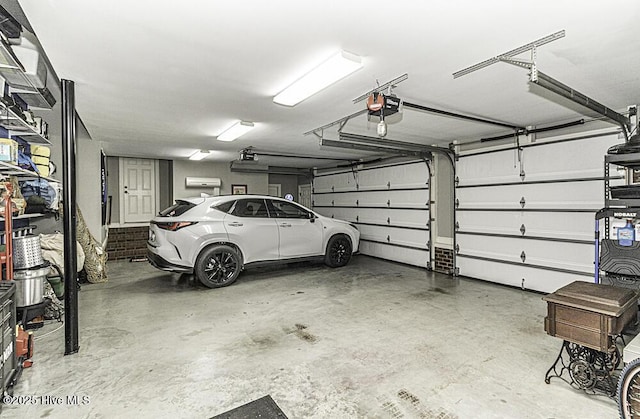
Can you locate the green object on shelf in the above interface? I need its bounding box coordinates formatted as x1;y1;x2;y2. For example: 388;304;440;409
0;244;4;253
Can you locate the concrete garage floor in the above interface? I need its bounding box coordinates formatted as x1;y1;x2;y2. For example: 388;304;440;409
4;255;618;418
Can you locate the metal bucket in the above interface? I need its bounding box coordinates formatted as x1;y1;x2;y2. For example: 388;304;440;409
13;235;43;269
13;266;49;307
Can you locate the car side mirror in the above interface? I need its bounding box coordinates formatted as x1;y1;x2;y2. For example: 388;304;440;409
308;213;316;223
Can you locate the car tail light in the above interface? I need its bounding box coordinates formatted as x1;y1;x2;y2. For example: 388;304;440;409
153;221;197;231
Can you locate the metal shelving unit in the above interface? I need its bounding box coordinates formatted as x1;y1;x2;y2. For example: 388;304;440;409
596;152;640;286
0;39;53;112
603;152;640;236
0;102;50;145
0;161;56;182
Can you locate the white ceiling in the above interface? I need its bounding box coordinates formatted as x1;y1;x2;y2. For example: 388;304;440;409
16;0;640;168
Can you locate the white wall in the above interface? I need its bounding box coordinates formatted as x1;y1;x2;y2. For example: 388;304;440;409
172;160;268;200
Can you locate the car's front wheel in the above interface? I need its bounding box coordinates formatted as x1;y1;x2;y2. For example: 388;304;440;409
324;235;352;268
195;245;241;288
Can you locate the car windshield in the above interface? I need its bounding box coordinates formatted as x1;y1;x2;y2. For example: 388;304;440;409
159;200;196;217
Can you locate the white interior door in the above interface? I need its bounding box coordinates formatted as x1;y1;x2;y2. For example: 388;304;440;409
298;184;312;208
268;183;281;197
121;158;156;223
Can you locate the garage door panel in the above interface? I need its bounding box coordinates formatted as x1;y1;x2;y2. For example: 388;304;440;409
359;241;428;267
521;133;620;180
314;207;355;222
315;207;429;228
312;175;336;193
457;211;594;241
358;225;428;248
314;190;430;209
357;162;429;189
457;235;593;271
313;194;356;207
313;172;358;193
354;189;430;207
457;181;604;209
457;149;521;186
458;258;591;293
314;206;429;226
313;194;337;207
348;208;428;227
350;208;389;224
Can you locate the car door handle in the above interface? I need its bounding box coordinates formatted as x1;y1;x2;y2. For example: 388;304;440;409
227;222;243;227
279;223;292;228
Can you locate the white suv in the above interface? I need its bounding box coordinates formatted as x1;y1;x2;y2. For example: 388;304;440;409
147;195;359;288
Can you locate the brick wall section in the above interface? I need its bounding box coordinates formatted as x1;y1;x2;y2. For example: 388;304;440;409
434;247;454;274
106;226;149;260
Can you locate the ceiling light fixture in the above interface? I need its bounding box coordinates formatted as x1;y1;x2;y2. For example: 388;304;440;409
217;120;255;142
189;149;210;161
273;50;363;106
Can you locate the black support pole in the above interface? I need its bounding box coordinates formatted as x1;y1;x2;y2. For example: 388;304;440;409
61;79;79;355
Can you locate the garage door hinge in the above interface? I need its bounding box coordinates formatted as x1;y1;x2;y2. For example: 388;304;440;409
356;183;359;191
455;176;460;187
520;170;526;181
387;199;391;207
387;217;391;225
356;199;359;206
455;221;460;231
386;235;391;243
521;278;526;290
331;185;335;192
331;199;335;206
520;197;526;208
455;198;459;208
520;251;526;263
520;224;526;236
356;215;359;222
387;181;391;189
455;244;460;254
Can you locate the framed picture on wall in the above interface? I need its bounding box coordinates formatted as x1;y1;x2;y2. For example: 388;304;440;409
232;184;247;195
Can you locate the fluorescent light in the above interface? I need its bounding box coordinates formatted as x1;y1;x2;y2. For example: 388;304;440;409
273;50;363;106
217;120;255;142
189;150;210;160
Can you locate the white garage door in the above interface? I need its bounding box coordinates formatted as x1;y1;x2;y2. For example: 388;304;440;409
313;159;431;268
456;129;622;293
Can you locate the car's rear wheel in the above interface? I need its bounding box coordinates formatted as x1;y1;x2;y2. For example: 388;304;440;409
195;245;241;288
324;235;352;268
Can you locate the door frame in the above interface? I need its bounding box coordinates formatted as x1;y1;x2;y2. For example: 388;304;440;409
118;157;161;226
